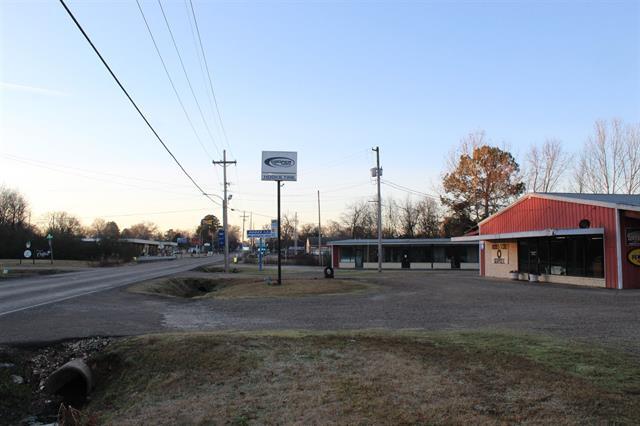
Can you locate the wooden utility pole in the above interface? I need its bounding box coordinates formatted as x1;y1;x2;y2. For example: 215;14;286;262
212;149;236;272
240;211;248;246
372;147;382;272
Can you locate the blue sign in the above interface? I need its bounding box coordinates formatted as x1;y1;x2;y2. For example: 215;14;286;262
176;237;188;244
217;229;225;246
247;229;274;238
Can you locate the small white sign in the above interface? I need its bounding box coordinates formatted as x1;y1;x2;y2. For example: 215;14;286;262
24;249;32;258
262;151;297;181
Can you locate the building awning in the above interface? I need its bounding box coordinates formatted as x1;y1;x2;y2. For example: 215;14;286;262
328;238;474;246
451;227;604;242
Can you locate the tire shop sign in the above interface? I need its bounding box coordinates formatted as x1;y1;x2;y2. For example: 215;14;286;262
491;243;508;264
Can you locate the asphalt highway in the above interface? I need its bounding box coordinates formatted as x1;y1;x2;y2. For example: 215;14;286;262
0;256;222;317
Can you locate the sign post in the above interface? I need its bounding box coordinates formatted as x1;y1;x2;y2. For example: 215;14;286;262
262;151;297;285
247;231;272;272
46;234;54;265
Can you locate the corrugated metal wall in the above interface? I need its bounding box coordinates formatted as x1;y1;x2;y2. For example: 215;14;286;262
480;196;619;289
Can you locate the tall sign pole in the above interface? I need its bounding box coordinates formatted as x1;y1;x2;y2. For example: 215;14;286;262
213;149;236;273
262;151;297;286
277;181;282;285
318;190;322;267
373;146;382;273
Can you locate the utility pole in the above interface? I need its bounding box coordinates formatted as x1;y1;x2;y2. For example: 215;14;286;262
240;211;248;247
212;149;236;273
293;212;298;255
317;190;322;267
372;146;382;273
249;212;254;250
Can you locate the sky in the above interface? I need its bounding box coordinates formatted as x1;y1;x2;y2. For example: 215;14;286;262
1;0;639;234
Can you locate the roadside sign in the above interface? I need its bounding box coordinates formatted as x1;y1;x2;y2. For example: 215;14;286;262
26;241;31;249
46;234;53;240
24;250;32;258
271;219;278;237
217;229;225;246
247;229;274;238
261;151;297;181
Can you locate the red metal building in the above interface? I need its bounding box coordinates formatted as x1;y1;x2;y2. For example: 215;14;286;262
455;193;640;289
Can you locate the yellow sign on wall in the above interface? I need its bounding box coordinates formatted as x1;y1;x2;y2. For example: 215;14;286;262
491;243;509;264
628;248;640;267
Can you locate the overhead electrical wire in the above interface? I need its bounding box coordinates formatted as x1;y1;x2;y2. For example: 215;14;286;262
58;0;220;207
381;179;438;199
156;0;222;156
187;0;231;152
135;0;214;162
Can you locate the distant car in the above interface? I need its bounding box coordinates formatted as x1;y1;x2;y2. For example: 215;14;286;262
36;250;51;258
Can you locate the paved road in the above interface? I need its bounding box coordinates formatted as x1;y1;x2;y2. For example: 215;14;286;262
1;267;638;354
0;256;222;317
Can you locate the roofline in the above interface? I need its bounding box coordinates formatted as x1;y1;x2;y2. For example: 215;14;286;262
453;227;605;242
478;193;640;227
328;238;474;246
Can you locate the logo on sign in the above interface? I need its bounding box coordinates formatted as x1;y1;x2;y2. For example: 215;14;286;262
628;248;640;267
264;157;295;168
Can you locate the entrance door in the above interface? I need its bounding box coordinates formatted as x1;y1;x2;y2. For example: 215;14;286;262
401;250;410;269
355;248;364;269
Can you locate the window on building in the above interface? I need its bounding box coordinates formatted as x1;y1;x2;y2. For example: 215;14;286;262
340;247;354;263
516;235;603;278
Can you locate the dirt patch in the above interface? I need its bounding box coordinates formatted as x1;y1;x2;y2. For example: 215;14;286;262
82;331;640;425
128;276;372;299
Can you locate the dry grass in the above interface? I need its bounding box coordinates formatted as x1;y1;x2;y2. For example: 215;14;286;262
86;331;640;425
128;276;372;299
0;259;92;268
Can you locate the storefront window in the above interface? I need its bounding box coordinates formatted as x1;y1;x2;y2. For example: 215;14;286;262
340;247;354;263
516;236;603;278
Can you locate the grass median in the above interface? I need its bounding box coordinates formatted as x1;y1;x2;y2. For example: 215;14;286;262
84;330;640;425
127;275;373;299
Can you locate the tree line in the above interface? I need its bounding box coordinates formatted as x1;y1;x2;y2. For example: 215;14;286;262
2;118;638;256
326;118;639;238
0;187;234;259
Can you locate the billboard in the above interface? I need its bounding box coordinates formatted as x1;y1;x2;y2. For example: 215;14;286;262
261;151;297;181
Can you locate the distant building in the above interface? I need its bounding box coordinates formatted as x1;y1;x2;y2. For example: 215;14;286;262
328;238;479;270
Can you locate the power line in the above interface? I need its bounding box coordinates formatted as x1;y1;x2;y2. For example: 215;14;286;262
135;0;214;162
156;0;222;157
382;179;438;199
58;0;220;208
187;0;232;152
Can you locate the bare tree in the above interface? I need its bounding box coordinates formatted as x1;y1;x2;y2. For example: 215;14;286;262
0;186;29;229
578;119;639;194
525;139;569;192
90;218;107;238
571;153;589;193
382;197;399;238
43;211;83;237
399;197;419;238
341;201;375;239
622;123;640;194
416;198;440;237
122;221;161;240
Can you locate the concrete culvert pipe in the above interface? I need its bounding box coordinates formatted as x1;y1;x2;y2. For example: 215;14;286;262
44;359;93;406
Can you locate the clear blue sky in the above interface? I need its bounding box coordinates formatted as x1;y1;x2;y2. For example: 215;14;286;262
1;0;639;232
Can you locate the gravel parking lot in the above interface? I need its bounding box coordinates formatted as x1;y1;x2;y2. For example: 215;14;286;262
1;267;638;353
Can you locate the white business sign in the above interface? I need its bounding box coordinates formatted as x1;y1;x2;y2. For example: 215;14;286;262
261;151;297;181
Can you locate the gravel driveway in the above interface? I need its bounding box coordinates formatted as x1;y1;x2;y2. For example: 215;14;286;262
1;267;638;353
